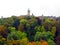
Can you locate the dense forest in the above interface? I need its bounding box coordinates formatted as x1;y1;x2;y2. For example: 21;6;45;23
0;15;60;45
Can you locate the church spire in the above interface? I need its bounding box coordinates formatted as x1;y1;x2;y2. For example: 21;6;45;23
27;9;30;16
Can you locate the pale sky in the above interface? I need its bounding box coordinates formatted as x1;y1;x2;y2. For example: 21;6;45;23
0;0;60;18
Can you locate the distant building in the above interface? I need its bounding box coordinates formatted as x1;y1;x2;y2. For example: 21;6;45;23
18;9;34;19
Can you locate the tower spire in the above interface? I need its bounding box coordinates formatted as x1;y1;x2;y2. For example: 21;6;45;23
27;8;30;16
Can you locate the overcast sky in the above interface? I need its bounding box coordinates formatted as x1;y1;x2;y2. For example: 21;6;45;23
0;0;60;18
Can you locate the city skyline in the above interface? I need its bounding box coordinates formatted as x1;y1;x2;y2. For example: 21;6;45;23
0;0;60;18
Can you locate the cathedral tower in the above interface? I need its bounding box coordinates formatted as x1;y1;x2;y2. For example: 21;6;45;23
27;9;30;16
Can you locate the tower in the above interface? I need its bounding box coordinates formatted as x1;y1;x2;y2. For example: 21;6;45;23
27;9;30;16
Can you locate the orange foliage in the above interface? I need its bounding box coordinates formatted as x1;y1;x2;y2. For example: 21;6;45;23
41;40;48;45
27;42;35;45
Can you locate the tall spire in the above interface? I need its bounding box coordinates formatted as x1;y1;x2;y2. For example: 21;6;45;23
27;8;30;16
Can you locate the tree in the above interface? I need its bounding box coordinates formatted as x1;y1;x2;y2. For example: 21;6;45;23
47;39;55;45
13;19;20;30
40;26;45;32
11;15;18;21
23;18;37;41
29;18;38;28
34;31;54;41
18;24;24;31
0;25;7;38
34;25;41;32
43;18;54;31
20;19;27;25
35;17;41;25
3;18;14;27
7;31;27;40
35;41;41;45
34;26;45;32
51;26;56;36
34;31;46;41
8;26;16;32
0;36;7;45
0;19;3;25
55;35;60;45
46;31;54;40
56;19;60;36
20;38;29;45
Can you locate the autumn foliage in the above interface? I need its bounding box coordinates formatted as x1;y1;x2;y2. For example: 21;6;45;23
0;15;59;45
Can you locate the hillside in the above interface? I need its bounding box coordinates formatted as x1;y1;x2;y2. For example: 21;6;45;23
0;15;60;45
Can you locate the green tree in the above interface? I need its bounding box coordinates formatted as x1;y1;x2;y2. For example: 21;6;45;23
24;18;38;41
34;25;41;32
3;18;14;27
34;26;45;32
43;18;52;31
29;18;38;28
41;26;45;32
8;26;16;32
47;39;55;45
34;31;54;41
20;19;27;25
51;26;56;36
20;38;29;45
0;19;3;25
7;31;27;40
